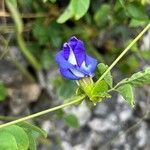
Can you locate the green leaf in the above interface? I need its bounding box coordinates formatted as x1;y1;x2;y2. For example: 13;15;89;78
57;0;90;23
91;92;111;104
139;51;150;60
53;77;77;100
57;0;74;23
118;0;125;9
119;67;150;87
32;21;50;45
26;132;36;150
0;131;18;150
40;50;54;70
32;21;62;47
82;83;94;98
91;80;110;104
73;0;90;20
94;4;111;27
97;63;113;88
127;2;149;20
18;122;47;138
0;83;7;101
129;19;148;27
64;114;80;128
2;125;29;150
116;84;134;107
92;80;108;96
18;122;47;150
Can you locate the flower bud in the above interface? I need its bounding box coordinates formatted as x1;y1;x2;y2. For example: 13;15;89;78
55;36;98;80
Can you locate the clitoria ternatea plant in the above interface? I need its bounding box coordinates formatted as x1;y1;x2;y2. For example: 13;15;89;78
0;23;149;130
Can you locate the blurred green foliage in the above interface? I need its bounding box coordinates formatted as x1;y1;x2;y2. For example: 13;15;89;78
57;0;90;23
1;0;149;101
0;83;7;102
64;114;80;128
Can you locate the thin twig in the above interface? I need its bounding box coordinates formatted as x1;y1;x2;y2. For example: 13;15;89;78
0;11;51;18
0;95;85;129
96;23;150;85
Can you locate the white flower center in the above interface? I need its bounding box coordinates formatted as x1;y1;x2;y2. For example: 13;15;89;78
81;61;91;72
68;47;77;65
70;68;85;78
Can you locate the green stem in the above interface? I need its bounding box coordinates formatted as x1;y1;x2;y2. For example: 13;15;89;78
0;95;85;129
6;1;41;71
17;35;41;71
0;116;18;121
96;23;150;84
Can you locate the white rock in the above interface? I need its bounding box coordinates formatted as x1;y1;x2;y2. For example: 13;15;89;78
116;95;132;122
136;122;147;148
113;131;126;146
117;95;125;104
65;101;91;126
94;103;108;116
141;30;150;50
73;144;89;150
88;116;118;132
85;132;103;148
62;141;73;150
119;109;132;122
124;143;131;150
42;120;53;133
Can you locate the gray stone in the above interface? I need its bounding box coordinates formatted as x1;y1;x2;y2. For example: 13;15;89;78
94;103;108;116
136;122;147;148
42;120;53;134
88;115;118;133
141;30;150;50
73;143;89;150
62;141;73;150
65;101;91;126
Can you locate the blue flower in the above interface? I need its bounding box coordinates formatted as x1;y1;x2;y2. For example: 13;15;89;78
55;36;98;80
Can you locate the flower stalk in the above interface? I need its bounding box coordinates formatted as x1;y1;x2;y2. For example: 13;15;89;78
0;95;85;129
96;23;150;84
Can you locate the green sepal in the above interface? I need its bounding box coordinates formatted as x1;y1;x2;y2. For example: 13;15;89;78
77;77;94;98
77;78;111;105
76;87;85;96
91;92;111;104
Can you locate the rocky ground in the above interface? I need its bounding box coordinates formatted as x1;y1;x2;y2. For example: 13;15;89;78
39;85;150;150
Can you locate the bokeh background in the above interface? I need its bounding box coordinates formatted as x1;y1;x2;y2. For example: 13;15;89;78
0;0;150;150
